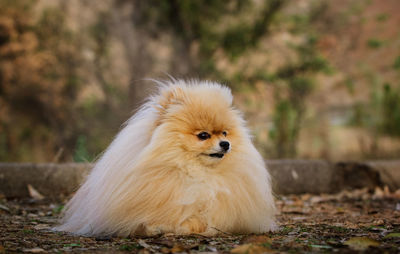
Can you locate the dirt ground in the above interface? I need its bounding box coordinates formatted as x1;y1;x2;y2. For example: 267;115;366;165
1;188;399;253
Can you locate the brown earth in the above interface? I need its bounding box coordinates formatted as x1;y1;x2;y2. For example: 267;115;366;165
1;188;399;253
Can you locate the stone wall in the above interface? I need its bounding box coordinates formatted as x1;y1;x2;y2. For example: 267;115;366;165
1;160;399;199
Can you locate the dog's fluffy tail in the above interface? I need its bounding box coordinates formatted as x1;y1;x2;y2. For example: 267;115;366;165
55;99;160;235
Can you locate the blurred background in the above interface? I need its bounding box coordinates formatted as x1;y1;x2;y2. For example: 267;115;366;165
0;0;400;163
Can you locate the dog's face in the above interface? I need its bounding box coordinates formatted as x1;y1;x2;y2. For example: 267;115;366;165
190;129;231;165
174;116;237;167
156;85;243;167
195;130;230;159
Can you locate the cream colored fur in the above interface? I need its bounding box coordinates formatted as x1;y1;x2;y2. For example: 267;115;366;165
55;79;276;237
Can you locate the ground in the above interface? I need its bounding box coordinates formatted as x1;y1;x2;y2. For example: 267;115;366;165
1;188;399;253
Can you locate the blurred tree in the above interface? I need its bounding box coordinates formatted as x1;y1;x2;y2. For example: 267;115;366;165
251;2;331;158
137;0;286;77
381;83;400;136
271;32;330;157
351;83;400;136
0;0;83;161
120;0;332;158
347;82;400;158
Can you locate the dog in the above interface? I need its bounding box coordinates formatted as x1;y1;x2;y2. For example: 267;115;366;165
55;79;276;236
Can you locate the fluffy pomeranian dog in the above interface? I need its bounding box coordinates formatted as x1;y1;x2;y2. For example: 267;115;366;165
56;79;276;237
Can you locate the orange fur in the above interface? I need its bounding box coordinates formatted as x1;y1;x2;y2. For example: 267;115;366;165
55;79;276;237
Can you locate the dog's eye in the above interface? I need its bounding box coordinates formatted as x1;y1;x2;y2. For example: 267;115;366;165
222;131;227;137
197;132;211;140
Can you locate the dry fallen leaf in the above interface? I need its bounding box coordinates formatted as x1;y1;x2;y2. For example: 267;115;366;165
242;235;272;244
138;249;151;254
372;219;384;226
372;186;399;199
393;189;400;199
231;244;273;254
22;248;45;253
34;224;50;230
170;244;185;253
344;237;380;250
0;204;10;213
27;184;44;200
160;247;170;253
138;239;151;249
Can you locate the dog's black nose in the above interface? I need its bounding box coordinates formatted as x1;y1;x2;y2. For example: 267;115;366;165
219;141;230;151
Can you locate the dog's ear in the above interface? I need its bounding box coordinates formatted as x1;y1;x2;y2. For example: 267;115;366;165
158;86;185;110
155;86;186;119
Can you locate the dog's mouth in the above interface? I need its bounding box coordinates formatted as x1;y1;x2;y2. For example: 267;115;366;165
209;153;225;158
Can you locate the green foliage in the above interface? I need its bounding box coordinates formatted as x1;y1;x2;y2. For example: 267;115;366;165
381;83;400;136
52;205;64;214
376;13;389;22
384;233;400;238
269;100;298;157
36;8;71;42
349;83;400;137
348;0;370;16
288;14;310;34
73;136;92;162
90;11;110;57
63;243;81;247
220;0;286;59
141;0;285;63
119;243;143;251
393;56;400;70
367;38;383;49
222;23;254;58
0;133;7;161
22;229;34;234
288;77;314;103
344;77;355;94
269;23;330;157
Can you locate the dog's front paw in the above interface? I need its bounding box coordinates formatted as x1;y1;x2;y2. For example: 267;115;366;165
179;216;207;234
132;224;172;236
